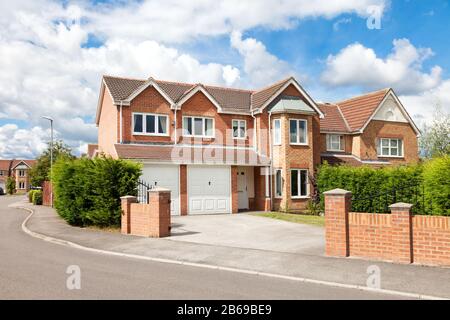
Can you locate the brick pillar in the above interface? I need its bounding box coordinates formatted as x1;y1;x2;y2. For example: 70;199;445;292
324;188;351;257
148;188;171;237
121;195;137;234
179;165;188;216
389;202;413;264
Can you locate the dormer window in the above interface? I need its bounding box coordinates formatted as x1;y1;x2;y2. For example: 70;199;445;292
326;134;344;152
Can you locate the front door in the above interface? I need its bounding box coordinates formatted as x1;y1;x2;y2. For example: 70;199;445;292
237;168;249;210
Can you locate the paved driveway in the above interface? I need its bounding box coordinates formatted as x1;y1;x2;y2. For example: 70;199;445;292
170;213;324;255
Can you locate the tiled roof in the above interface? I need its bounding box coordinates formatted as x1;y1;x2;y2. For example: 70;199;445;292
0;159;36;171
103;75;145;102
317;103;350;133
335;89;389;131
0;160;11;171
251;78;292;110
321;153;390;167
115;144;271;166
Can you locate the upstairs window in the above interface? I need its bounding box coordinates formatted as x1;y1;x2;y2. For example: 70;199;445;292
289;119;307;145
18;170;26;177
273;119;281;145
377;138;403;157
326;134;344;151
133;113;168;136
232;119;246;139
0;171;3;176
183;116;214;138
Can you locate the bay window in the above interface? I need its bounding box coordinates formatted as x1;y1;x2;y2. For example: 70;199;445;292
326;134;344;151
291;169;308;198
273;119;281;145
183;116;214;138
133;113;168;136
289;119;307;145
377;138;403;157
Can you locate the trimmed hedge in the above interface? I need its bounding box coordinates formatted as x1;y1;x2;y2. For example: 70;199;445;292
32;190;43;205
52;157;141;227
28;190;36;203
317;156;449;215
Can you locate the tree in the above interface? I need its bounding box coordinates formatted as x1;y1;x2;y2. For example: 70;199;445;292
29;140;75;186
419;104;450;158
6;176;15;195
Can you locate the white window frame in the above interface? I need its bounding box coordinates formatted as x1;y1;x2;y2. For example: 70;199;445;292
132;112;169;136
326;134;344;152
289;119;308;145
18;170;26;177
182;116;215;138
290;169;309;198
18;181;25;189
0;171;3;176
274;169;283;199
232;119;247;140
273;119;281;146
378;138;404;158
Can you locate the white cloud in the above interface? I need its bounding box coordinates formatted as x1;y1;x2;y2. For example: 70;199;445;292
333;17;352;31
399;80;450;127
87;0;387;43
0;124;48;159
230;31;293;87
321;39;442;95
0;0;390;158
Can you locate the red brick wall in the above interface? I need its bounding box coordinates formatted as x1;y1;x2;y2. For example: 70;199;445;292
231;166;238;213
359;120;419;163
121;191;171;238
42;181;52;206
325;191;450;267
180;165;187;216
98;88;119;158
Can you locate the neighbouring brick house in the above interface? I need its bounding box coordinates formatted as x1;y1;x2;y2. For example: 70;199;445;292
91;75;419;214
0;159;36;194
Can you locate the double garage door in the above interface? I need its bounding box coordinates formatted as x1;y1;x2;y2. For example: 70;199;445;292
141;164;231;215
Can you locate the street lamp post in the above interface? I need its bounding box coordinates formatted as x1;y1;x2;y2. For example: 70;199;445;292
42;116;54;207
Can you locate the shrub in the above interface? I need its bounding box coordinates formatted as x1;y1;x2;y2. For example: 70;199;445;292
317;162;423;213
6;177;15;195
422;156;450;215
28;190;36;203
32;190;43;205
52;157;141;227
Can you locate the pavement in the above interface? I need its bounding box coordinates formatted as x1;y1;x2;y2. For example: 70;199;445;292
4;195;450;299
0;195;409;300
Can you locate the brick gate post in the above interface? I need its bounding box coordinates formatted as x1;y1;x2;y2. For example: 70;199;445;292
120;196;137;234
324;189;351;257
389;203;413;264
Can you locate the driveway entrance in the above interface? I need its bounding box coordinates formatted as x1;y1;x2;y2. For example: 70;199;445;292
170;213;324;255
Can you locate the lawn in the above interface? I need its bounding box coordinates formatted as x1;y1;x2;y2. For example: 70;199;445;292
251;212;325;227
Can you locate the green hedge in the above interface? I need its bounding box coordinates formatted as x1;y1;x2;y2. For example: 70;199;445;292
317;156;449;216
28;190;36;203
32;190;43;205
52;157;141;227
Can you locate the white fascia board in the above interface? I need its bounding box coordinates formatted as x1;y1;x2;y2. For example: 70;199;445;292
176;85;223;112
123;79;175;106
258;78;325;118
359;90;421;136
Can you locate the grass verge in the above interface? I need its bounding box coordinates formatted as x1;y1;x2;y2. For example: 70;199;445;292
251;212;325;227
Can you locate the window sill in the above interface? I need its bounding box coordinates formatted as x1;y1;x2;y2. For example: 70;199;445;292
290;143;309;146
327;149;345;152
183;135;215;139
377;155;405;159
291;196;310;200
133;133;170;137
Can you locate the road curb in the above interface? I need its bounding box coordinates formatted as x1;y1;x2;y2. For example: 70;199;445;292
18;206;447;300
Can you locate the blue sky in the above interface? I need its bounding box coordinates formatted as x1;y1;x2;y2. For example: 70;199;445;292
0;0;449;158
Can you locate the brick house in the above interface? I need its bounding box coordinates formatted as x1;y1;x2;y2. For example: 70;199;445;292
0;159;36;194
92;75;419;214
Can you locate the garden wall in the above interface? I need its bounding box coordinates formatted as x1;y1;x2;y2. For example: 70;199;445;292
325;189;450;267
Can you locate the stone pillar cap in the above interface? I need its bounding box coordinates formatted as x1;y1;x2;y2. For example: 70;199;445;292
120;195;137;199
148;187;171;193
389;202;413;209
323;188;352;195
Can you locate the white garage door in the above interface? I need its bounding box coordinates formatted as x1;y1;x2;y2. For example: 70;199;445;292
141;164;180;216
188;165;231;214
